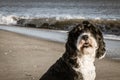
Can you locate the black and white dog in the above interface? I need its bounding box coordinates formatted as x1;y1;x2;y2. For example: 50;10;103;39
39;21;106;80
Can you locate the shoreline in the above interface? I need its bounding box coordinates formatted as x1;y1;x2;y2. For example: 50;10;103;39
0;30;120;80
0;25;120;41
0;25;120;59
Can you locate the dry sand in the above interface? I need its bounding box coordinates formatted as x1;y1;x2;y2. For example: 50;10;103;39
0;30;120;80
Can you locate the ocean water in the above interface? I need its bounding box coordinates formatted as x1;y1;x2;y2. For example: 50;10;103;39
0;0;120;25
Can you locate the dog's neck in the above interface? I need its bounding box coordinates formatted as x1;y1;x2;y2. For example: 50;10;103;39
73;50;96;80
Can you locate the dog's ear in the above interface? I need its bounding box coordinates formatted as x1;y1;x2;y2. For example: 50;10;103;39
96;28;106;59
65;30;77;54
65;25;81;58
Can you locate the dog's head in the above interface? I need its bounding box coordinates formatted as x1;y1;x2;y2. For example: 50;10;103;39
65;21;106;59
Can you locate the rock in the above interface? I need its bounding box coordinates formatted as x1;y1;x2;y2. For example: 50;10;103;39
25;23;36;28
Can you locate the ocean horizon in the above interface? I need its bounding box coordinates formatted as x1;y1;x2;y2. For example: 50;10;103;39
0;0;120;25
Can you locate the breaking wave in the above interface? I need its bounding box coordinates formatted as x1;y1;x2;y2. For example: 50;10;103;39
0;14;86;25
0;15;17;25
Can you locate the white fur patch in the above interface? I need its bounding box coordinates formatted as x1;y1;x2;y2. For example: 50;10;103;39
73;55;96;80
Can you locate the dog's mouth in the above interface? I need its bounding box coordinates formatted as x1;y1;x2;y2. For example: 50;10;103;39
82;41;92;48
83;43;90;47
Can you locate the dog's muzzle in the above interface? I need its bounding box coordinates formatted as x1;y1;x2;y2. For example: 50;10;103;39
81;35;91;48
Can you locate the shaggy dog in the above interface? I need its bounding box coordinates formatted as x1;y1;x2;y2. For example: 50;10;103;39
39;21;106;80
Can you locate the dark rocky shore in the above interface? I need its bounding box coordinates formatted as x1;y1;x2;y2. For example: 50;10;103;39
16;18;120;35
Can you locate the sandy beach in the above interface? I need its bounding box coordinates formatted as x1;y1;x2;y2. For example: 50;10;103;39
0;30;120;80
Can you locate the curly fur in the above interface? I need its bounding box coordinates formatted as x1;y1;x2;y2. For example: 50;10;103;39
39;21;106;80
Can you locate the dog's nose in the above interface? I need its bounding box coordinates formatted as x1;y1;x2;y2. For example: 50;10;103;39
82;35;88;41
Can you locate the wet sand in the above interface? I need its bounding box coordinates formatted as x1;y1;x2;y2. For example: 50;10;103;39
0;30;120;80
